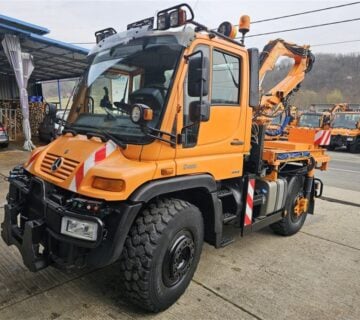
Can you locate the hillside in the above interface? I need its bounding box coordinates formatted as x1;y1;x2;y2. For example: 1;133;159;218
262;53;360;109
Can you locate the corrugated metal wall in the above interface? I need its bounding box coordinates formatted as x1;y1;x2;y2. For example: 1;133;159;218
0;74;18;99
0;74;38;99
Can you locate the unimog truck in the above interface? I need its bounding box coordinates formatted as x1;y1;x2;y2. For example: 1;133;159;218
1;4;329;312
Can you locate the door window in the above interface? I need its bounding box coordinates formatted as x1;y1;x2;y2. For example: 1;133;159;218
211;50;240;105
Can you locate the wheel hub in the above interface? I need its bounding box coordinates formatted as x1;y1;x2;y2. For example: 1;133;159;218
163;233;195;287
293;196;309;217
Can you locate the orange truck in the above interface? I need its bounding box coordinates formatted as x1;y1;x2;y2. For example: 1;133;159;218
297;103;349;131
328;109;360;152
1;4;329;312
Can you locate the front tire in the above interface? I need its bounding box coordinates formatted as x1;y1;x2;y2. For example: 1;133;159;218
120;198;204;312
270;176;307;236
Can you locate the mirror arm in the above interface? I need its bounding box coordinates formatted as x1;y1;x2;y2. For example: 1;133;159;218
141;125;176;146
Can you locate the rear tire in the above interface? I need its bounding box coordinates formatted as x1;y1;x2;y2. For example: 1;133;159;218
120;198;204;312
270;176;307;236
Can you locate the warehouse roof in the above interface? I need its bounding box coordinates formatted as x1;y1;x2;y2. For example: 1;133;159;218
0;14;89;81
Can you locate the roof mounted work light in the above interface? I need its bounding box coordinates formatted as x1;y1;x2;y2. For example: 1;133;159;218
156;3;194;30
217;22;237;39
95;28;117;44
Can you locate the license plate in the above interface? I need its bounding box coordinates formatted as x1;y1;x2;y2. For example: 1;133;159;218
347;137;354;141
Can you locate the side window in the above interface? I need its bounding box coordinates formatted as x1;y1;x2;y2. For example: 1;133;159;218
183;45;210;148
132;74;142;92
211;50;240;105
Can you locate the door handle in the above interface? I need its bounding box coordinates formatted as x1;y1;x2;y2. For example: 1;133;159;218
231;139;244;146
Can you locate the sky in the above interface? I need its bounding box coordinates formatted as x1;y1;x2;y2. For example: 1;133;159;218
1;0;360;54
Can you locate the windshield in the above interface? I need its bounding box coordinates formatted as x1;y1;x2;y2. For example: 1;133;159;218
67;35;183;144
298;114;321;128
332;113;360;129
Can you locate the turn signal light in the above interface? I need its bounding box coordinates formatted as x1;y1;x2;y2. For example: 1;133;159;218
92;177;125;192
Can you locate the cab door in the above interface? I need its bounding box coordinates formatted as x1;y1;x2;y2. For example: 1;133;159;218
175;44;250;180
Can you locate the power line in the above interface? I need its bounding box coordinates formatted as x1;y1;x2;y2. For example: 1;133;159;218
238;17;360;38
250;2;360;25
70;42;95;44
311;39;360;47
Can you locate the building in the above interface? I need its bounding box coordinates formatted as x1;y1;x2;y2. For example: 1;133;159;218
0;13;89;142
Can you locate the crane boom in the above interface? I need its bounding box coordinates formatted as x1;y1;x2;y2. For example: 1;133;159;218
255;39;315;124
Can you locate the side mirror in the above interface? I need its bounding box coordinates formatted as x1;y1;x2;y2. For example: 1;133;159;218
248;48;259;108
187;53;210;97
189;100;210;123
45;103;57;117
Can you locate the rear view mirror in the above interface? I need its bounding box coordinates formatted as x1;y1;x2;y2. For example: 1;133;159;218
187;53;209;97
189;100;210;123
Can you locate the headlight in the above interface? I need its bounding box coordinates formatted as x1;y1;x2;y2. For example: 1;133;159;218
61;217;98;241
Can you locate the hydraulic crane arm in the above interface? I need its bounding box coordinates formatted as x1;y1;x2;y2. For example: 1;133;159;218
255;39;315;124
329;103;349;114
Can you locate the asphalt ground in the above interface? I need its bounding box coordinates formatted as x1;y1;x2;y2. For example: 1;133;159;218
0;148;359;320
316;150;360;193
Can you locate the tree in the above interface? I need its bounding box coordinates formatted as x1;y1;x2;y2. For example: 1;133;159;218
326;89;344;104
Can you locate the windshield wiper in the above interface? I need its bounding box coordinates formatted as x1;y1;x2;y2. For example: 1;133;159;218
88;130;127;149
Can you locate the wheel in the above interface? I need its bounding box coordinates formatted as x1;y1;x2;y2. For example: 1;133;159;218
120;198;204;312
347;140;359;153
270;176;307;236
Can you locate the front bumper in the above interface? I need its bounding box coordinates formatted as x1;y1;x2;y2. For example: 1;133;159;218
330;135;356;148
1;170;142;272
0;134;9;143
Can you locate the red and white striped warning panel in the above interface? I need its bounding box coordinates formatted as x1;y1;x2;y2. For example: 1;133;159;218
314;130;331;146
69;140;117;192
244;178;255;227
25;149;42;171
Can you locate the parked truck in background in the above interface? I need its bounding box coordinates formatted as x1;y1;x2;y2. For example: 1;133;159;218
1;4;329;312
329;109;360;152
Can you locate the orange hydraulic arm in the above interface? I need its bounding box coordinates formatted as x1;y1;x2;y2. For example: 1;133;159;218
255;39;315;124
329;103;349;114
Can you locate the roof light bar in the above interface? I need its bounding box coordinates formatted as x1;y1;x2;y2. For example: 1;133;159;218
156;3;194;30
127;17;154;30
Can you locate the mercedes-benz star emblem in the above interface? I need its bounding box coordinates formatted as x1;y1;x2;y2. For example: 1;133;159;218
51;157;63;171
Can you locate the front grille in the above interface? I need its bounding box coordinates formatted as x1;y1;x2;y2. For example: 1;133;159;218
41;153;79;181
